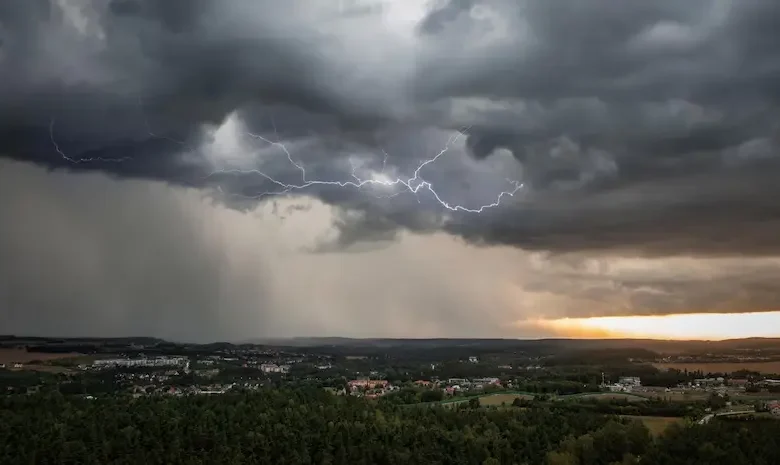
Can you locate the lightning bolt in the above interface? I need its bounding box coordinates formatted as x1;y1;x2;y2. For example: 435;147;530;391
49;119;132;163
208;126;524;213
48;97;185;164
49;105;523;213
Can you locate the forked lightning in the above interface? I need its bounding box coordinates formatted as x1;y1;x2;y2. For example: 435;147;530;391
50;117;523;213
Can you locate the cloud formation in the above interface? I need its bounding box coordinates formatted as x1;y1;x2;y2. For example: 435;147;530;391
2;1;780;338
2;0;780;256
3;159;780;341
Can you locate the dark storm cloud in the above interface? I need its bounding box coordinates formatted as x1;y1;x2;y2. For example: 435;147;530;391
2;0;780;257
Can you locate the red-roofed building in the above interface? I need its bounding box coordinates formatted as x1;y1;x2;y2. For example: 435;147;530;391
767;400;780;416
348;379;389;391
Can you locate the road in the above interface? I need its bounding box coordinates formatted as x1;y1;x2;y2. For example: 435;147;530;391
698;409;755;424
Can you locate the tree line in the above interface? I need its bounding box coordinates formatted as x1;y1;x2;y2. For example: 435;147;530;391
0;388;778;464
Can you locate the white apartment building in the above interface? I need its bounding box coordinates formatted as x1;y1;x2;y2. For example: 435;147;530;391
618;377;642;387
93;357;187;368
260;363;290;374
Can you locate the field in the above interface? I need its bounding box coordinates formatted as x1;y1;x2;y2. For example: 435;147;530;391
652;391;709;402
653;361;780;374
477;393;535;406
565;392;650;402
620;416;683;436
8;364;73;374
0;349;81;364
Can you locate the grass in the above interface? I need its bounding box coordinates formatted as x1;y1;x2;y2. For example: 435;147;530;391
653;361;780;374
478;393;535;406
437;391;537;407
753;412;780;419
652;391;710;402
620;415;683;436
634;390;778;403
0;348;82;364
563;392;650;402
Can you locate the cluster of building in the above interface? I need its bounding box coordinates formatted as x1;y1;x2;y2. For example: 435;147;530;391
658;354;775;363
411;377;504;395
678;377;780;391
117;371;180;384
93;357;188;369
603;376;642;392
343;376;507;399
755;379;780;388
692;377;726;388
346;379;397;398
260;363;291;374
130;382;265;397
0;363;24;369
442;377;502;393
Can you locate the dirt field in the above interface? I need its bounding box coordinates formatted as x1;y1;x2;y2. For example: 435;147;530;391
478;393;535;406
0;349;81;364
653;361;780;374
620;416;683;436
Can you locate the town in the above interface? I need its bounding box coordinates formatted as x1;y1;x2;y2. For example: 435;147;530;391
3;335;780;465
2;336;780;420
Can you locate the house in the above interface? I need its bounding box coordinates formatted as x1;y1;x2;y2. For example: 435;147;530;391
414;380;432;387
468;356;479;363
618;377;641;387
767;400;780;416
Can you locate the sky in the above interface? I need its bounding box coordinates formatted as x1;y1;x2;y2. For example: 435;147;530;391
1;0;780;342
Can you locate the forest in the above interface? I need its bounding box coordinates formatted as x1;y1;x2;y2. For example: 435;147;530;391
1;389;779;465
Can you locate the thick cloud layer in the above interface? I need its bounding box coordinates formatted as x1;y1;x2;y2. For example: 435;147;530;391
1;1;780;257
3;159;780;341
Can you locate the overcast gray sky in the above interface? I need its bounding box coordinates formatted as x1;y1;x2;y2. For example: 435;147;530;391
1;0;780;341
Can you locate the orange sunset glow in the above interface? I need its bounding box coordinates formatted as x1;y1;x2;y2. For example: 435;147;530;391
533;311;780;340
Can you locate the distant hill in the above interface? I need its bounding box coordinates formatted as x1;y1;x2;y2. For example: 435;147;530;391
6;335;780;356
0;335;166;346
243;336;780;355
